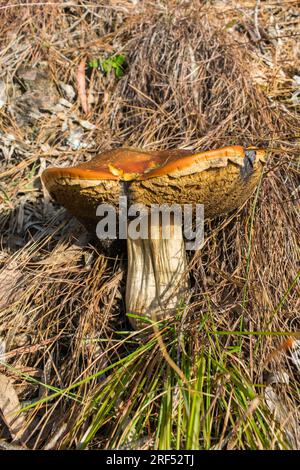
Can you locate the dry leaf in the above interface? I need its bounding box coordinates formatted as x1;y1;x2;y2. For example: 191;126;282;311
0;80;7;109
77;58;89;114
59;81;75;102
265;372;300;449
288;339;300;372
0;373;25;441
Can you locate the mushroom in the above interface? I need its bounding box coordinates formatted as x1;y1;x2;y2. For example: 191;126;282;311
42;145;266;329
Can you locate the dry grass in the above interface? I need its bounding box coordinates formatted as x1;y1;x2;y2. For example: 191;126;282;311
0;0;299;449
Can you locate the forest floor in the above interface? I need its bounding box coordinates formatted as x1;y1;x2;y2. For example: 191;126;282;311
0;0;299;450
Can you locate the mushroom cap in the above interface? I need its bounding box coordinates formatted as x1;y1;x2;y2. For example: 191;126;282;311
42;145;266;228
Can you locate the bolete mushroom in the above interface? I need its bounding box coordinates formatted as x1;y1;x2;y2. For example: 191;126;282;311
42;145;265;329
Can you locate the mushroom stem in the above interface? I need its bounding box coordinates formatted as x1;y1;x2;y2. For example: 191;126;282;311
126;214;189;329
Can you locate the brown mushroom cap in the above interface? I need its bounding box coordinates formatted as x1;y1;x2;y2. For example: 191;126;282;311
42;145;266;228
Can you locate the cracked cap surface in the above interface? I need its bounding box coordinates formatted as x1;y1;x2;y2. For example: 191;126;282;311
41;145;266;229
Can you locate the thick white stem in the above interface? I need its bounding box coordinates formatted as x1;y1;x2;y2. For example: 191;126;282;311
126;215;189;329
